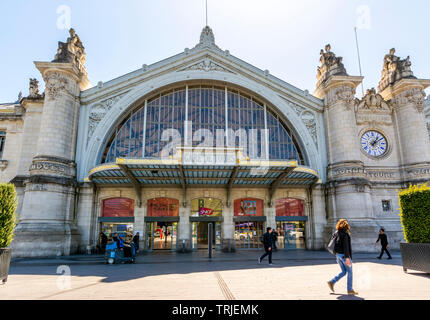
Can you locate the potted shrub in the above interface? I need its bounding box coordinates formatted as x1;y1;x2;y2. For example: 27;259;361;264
0;183;17;284
398;183;430;273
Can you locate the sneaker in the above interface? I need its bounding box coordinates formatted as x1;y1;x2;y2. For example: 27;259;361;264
327;281;334;293
348;290;359;295
269;263;273;266
377;257;381;260
387;257;392;260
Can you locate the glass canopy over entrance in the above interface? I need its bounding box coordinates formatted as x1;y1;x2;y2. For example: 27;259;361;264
102;85;306;165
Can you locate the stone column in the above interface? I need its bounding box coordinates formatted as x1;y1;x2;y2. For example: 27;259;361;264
178;204;191;252
12;62;90;258
380;79;430;169
222;205;234;252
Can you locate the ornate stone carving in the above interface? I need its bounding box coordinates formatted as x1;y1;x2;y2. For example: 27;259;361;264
87;93;128;144
179;58;233;73
326;85;355;109
392;88;426;112
316;44;348;88
356;88;392;112
194;26;220;50
378;48;416;92
281;97;319;149
44;72;72;100
52;28;87;75
28;78;42;98
355;88;393;125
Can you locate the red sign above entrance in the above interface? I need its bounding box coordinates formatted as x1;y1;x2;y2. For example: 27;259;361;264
147;198;179;217
275;198;304;217
102;198;134;217
234;198;263;216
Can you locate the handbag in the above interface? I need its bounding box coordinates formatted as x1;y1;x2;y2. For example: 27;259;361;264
327;231;339;255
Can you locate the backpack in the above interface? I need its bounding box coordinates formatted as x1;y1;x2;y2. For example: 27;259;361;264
327;231;339;255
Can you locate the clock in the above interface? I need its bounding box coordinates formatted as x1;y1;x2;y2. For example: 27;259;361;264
361;131;388;158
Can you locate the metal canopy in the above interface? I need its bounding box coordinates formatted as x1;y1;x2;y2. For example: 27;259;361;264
88;158;317;187
87;156;319;207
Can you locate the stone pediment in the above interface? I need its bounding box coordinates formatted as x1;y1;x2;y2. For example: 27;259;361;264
177;57;235;74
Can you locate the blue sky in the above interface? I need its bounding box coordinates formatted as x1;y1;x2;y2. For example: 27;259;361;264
1;0;429;102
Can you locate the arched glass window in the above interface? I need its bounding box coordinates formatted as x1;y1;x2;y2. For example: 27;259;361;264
103;85;305;164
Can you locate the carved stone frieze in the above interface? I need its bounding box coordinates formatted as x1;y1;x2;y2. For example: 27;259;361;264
87;93;128;144
179;58;233;73
30;161;75;178
30;156;76;178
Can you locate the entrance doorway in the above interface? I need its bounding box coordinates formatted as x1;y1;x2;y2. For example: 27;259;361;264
234;222;264;249
145;222;178;250
191;222;221;250
276;221;306;250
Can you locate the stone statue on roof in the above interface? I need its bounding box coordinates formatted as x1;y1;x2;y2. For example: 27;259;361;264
316;44;348;87
378;48;416;92
52;28;86;74
28;78;42;98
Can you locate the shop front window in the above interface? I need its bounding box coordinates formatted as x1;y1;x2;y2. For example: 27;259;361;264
101;223;134;243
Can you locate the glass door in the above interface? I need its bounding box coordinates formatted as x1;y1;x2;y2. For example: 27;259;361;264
276;221;306;250
145;222;178;250
191;222;220;250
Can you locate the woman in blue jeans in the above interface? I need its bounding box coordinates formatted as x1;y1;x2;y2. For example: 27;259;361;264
327;219;358;295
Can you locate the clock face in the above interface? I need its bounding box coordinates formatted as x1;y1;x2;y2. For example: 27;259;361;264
361;131;387;158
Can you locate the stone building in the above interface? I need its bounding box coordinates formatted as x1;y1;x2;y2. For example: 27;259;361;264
2;27;430;257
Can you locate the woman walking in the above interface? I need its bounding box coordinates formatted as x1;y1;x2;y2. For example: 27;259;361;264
327;219;358;295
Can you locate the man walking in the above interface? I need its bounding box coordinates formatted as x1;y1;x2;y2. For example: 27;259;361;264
375;228;392;260
272;228;279;251
259;227;274;265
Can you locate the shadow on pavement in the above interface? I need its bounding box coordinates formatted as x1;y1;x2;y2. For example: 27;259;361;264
332;294;365;301
8;250;404;284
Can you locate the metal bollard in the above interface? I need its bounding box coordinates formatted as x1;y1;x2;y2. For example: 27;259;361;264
182;239;185;253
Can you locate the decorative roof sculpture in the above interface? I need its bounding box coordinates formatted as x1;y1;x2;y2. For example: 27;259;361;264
378;48;416;92
316;44;348;88
194;26;220;50
28;78;43;99
52;28;87;75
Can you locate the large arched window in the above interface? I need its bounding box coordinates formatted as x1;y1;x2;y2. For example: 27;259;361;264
103;85;305;164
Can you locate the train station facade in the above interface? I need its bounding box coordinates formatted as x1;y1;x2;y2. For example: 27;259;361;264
2;27;430;257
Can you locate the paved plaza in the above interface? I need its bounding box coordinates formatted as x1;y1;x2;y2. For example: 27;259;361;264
1;250;429;300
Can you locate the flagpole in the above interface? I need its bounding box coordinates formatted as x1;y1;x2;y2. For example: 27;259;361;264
206;0;208;26
354;27;365;97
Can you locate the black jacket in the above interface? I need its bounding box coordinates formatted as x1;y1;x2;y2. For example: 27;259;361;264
376;234;388;247
262;232;273;249
334;230;352;259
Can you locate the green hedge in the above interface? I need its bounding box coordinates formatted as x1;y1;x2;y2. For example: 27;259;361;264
398;184;430;243
0;183;17;248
